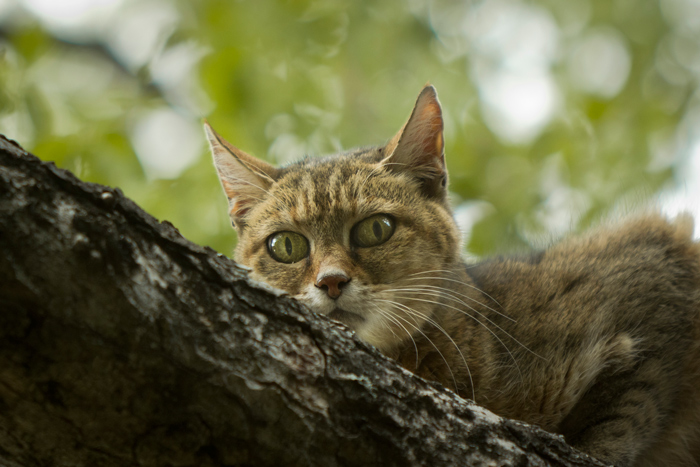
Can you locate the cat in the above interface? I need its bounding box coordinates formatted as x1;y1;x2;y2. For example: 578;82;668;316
205;85;700;467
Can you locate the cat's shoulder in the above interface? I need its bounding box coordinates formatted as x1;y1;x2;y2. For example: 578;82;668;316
465;212;700;294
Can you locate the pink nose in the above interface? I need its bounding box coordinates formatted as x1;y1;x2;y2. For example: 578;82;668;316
315;273;350;299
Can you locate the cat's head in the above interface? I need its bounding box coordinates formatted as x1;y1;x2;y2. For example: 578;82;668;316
205;86;463;353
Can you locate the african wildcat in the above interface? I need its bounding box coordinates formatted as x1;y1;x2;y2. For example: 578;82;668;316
205;86;700;467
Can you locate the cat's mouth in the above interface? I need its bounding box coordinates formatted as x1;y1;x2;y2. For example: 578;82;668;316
328;307;365;326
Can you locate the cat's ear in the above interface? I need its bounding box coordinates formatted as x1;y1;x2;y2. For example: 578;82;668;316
204;121;278;229
381;85;446;197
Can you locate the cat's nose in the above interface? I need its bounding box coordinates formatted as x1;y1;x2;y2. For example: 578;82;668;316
315;273;351;299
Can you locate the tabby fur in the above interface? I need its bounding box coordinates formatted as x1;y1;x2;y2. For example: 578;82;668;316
206;86;700;466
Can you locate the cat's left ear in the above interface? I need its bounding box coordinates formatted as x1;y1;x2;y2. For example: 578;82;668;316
381;85;446;198
204;121;279;230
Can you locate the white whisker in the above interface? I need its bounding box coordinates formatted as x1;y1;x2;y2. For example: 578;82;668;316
219;171;282;204
391;280;514;323
354;163;385;198
377;298;475;400
406;269;503;309
399;285;546;363
381;300;461;396
391;292;534;384
368;303;418;367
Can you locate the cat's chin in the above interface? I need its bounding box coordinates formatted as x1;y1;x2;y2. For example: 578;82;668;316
328;308;365;327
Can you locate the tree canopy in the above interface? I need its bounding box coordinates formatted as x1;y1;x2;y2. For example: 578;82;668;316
1;0;698;255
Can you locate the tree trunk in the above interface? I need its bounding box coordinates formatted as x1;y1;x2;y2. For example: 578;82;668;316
0;134;606;467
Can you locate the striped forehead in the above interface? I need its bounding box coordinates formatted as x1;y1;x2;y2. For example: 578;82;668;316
277;161;367;227
246;149;420;240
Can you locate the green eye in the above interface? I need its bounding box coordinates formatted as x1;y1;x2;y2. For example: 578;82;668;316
352;214;395;248
268;232;309;263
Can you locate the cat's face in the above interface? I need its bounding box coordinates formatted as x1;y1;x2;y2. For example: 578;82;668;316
206;86;462;353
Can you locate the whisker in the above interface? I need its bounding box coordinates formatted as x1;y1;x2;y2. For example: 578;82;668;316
400;285;547;363
388;281;514;323
405;270;503;309
380;300;461;396
372;306;400;340
391;288;520;351
219;172;282;203
377;299;475;400
390;293;531;382
354;163;385;198
368;303;419;368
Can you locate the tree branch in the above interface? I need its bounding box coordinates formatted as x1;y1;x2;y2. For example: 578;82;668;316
0;134;606;466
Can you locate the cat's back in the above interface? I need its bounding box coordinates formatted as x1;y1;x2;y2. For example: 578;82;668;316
468;213;700;332
465;213;700;466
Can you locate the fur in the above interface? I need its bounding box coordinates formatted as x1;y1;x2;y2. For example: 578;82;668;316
206;86;700;466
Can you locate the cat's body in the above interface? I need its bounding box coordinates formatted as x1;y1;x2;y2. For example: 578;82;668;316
205;86;700;466
395;216;700;467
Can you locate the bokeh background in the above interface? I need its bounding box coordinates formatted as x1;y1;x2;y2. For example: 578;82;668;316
1;0;699;256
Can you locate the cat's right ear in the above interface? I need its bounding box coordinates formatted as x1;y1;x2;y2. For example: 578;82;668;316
204;121;279;229
381;85;447;198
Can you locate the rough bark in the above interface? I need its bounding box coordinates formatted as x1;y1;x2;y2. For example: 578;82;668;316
0;134;607;467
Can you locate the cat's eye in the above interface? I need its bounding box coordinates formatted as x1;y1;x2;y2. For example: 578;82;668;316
268;231;309;263
352;214;395;248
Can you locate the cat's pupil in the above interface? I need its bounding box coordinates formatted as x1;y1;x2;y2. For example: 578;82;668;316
285;237;292;255
373;221;382;240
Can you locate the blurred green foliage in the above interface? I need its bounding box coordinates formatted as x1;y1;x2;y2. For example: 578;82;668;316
1;0;698;256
